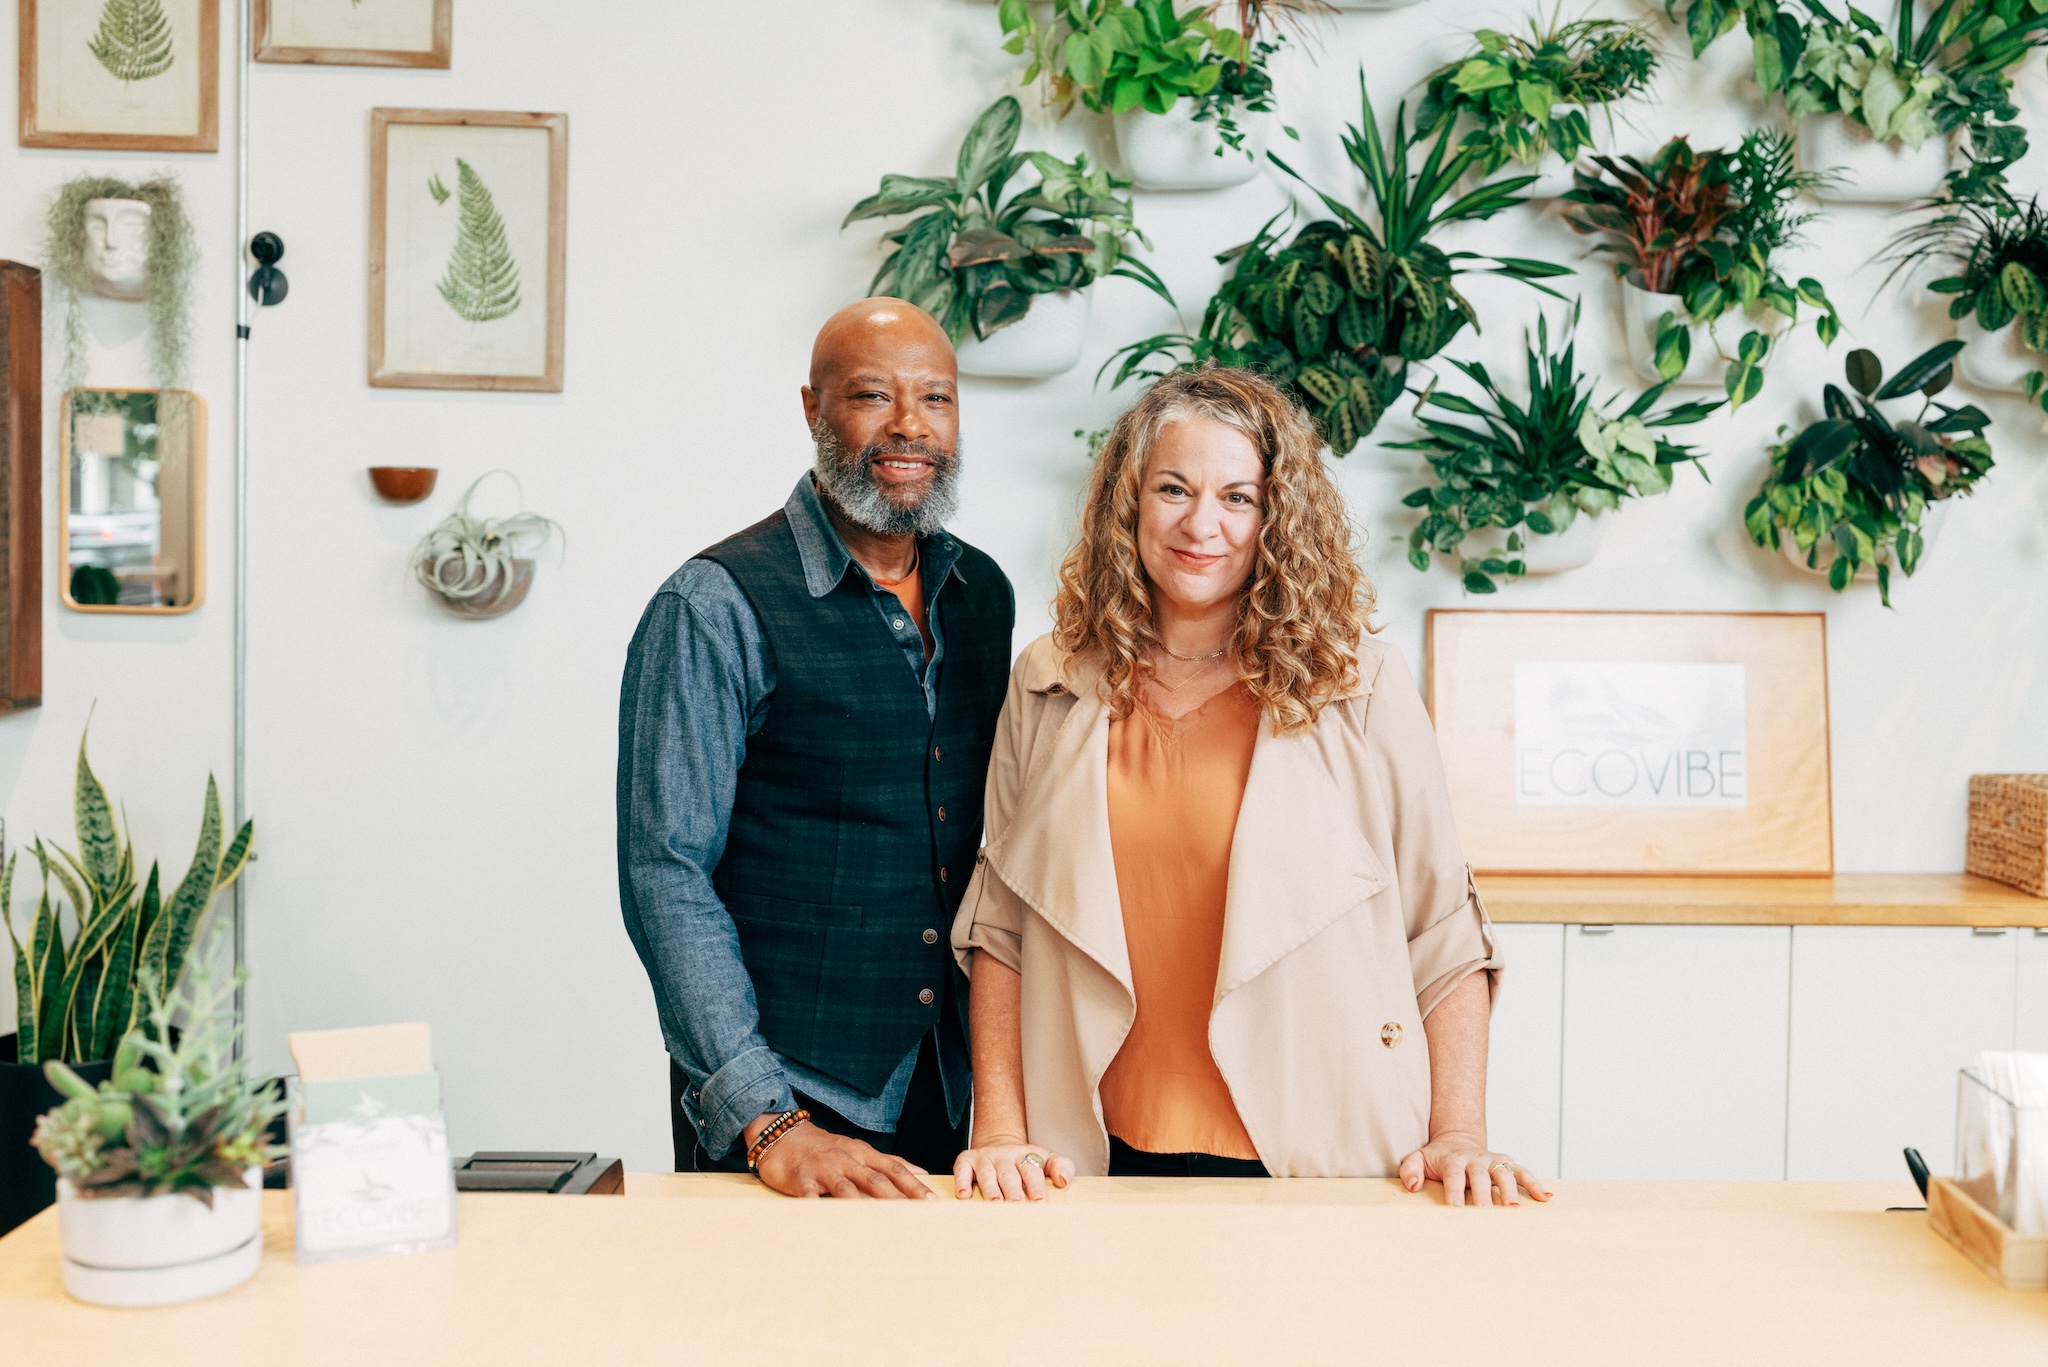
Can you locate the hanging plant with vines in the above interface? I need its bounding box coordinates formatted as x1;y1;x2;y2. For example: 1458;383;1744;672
41;174;197;390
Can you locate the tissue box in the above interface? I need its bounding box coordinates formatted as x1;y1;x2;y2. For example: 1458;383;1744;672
1928;1178;2048;1290
1967;774;2048;897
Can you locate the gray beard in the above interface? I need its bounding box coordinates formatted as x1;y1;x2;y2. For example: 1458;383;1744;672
810;417;961;537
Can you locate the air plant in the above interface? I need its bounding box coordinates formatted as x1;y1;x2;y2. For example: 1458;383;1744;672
1743;341;1992;604
411;472;562;613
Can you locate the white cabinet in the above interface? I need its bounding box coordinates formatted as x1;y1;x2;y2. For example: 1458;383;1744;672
1485;924;1563;1179
2020;926;2048;1053
1559;925;1791;1180
1785;926;2018;1181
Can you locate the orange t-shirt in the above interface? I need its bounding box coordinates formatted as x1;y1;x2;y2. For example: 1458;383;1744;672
870;559;931;659
1097;683;1261;1160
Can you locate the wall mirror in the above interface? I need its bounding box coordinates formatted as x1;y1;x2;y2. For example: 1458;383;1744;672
60;388;205;614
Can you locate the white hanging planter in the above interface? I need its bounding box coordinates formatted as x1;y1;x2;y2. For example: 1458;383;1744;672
1470;511;1606;576
57;1169;264;1307
1777;498;1953;583
956;289;1091;380
1619;281;1722;387
1956;314;2044;393
1796;114;1950;204
1113;102;1269;191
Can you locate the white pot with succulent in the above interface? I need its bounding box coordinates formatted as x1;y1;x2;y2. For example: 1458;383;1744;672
957;289;1092;380
1114;101;1271;191
411;472;562;620
32;919;283;1308
1797;115;1950;204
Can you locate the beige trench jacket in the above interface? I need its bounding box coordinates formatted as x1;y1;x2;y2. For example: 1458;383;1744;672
950;632;1502;1178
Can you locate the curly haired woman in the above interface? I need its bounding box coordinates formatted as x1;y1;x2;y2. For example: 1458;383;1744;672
950;368;1547;1205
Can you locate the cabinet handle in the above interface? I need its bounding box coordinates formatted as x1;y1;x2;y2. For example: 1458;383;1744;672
1578;924;1616;935
1971;926;2011;937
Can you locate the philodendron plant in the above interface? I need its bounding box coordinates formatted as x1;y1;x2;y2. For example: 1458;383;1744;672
34;920;284;1204
1744;340;1992;603
845;96;1170;346
1392;311;1723;592
1563;131;1840;406
1106;74;1575;454
1418;13;1659;177
4;726;253;1067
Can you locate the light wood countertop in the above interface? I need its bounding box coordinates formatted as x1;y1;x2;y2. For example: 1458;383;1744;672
3;1175;2043;1364
1477;872;2048;927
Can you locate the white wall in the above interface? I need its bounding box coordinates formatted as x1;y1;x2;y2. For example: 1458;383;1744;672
4;2;2045;1172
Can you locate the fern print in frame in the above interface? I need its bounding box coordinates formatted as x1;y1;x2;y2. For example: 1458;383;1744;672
89;0;177;82
370;108;567;392
434;159;523;324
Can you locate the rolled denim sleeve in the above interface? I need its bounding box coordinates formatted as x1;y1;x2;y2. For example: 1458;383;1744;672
617;562;795;1158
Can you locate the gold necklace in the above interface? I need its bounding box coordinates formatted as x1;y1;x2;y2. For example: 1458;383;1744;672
1149;651;1227;693
1159;643;1227;663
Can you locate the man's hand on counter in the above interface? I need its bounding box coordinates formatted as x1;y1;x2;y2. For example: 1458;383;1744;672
744;1114;937;1200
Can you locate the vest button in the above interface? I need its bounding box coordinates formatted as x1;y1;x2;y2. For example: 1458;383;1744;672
922;928;939;944
937;806;947;821
918;988;936;1006
939;867;948;882
892;617;906;630
932;746;942;761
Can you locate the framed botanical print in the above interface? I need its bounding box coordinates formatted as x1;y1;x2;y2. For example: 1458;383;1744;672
19;0;219;152
253;0;451;69
1426;610;1834;876
368;108;567;392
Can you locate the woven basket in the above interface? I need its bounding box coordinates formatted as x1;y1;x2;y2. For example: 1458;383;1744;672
1967;774;2048;897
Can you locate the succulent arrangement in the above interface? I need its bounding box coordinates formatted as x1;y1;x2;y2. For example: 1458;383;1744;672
1418;14;1659;176
4;726;253;1067
844;96;1170;346
33;920;284;1204
1392;311;1722;592
1563;131;1840;406
1744;341;1992;602
1106;74;1575;454
411;472;562;616
1000;0;1326;154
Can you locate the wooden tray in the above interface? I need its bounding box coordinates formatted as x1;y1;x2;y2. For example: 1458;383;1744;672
1928;1176;2048;1290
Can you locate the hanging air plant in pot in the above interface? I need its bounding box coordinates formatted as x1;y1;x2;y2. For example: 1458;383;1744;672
411;472;562;620
844;96;1170;380
1563;131;1840;407
1390;308;1722;592
1744;341;1991;604
42;174;197;389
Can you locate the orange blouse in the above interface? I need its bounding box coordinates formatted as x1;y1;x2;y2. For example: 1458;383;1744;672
1097;682;1261;1160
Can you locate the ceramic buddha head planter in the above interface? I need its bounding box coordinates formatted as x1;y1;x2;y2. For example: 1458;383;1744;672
82;198;154;302
44;173;194;389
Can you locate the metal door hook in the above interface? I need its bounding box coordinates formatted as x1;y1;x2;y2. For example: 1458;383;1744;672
247;232;287;306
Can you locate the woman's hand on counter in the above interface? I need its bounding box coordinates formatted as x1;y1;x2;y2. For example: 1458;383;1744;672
953;1136;1074;1202
1398;1130;1552;1207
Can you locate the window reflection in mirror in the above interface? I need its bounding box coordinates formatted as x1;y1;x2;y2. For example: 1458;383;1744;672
61;388;204;614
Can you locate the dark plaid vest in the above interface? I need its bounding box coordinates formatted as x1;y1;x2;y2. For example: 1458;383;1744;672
699;511;1012;1095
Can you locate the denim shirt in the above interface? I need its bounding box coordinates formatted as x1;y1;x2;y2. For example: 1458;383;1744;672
617;474;970;1159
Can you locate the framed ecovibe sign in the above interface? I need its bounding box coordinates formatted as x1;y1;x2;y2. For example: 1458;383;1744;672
1425;610;1833;875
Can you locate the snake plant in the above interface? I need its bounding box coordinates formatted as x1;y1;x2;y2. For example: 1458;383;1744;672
4;725;253;1066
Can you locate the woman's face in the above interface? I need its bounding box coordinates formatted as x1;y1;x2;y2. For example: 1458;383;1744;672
1135;416;1265;618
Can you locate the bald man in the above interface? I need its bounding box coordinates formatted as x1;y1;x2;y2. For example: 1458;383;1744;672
618;300;1014;1197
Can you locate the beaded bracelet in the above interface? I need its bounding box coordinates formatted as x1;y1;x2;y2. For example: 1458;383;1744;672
745;1108;811;1173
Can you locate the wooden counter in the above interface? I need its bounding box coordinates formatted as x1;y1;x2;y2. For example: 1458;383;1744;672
1478;872;2048;928
4;1176;2043;1364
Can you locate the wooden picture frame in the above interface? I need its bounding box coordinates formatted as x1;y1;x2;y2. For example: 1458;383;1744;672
19;0;219;153
59;388;206;616
253;0;451;69
1426;610;1833;876
368;108;567;392
0;264;42;710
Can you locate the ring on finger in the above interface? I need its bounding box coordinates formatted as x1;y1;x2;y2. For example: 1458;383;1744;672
1022;1152;1046;1169
1488;1159;1514;1174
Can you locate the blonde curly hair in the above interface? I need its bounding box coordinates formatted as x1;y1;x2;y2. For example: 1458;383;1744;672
1052;368;1373;734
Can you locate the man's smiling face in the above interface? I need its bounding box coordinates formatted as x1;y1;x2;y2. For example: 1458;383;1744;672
803;300;962;536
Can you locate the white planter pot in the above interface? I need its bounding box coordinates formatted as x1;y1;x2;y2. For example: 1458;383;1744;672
1114;103;1268;191
955;289;1091;380
1472;511;1606;576
1619;282;1721;387
57;1170;263;1307
1777;498;1952;583
1797;114;1950;204
1956;314;2043;393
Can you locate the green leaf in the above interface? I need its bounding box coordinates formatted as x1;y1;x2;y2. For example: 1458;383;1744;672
841;176;955;226
1340;236;1382;296
436;159;523;324
1514;80;1556;124
1462;569;1499;594
1450;58;1513;94
1065;29;1104;90
1844;348;1883;397
1296;364;1345;407
73;728;120;901
955;98;1021;194
2023;310;2048;352
1302;271;1342;316
946;228;1030;269
2001;262;2047;314
158;777;226;996
1873;341;1964;400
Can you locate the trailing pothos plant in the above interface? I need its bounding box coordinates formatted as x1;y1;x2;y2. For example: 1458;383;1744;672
1563;131;1840;407
1417;14;1659;177
1885;193;2048;408
4;725;252;1067
1105;75;1575;454
1744;340;1992;603
1001;1;1327;154
1391;310;1723;592
845;96;1170;345
1666;0;2048;207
